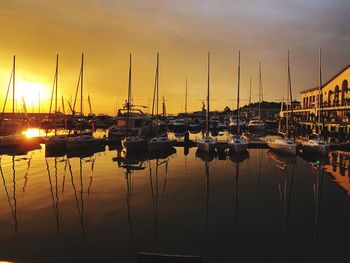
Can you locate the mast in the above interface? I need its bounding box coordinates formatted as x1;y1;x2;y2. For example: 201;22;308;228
126;53;132;137
88;95;92;115
319;49;323;136
286;51;290;135
249;76;252;106
258;62;262;120
288;50;294;125
54;54;59;136
206;52;210;137
156;52;159;116
61;95;65;115
185;78;188;115
80;53;84;116
12;55;15;124
236;51;241;137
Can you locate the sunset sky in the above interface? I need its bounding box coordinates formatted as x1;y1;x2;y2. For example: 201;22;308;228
0;0;349;114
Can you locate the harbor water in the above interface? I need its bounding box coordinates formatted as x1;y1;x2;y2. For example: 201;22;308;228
0;130;349;262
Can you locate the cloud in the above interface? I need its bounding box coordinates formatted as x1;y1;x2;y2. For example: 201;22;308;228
0;0;349;113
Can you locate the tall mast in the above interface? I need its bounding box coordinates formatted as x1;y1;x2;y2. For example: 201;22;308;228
249;76;252;106
318;49;322;135
12;55;15;124
185;78;188;115
61;95;65;115
88;95;92;115
288;50;294;120
206;52;210;137
80;53;84;115
126;53;132;137
286;51;290;134
258;62;262;120
54;54;59;135
236;51;241;136
156;52;159;116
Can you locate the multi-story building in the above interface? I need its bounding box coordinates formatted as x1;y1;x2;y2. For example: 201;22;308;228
281;64;350;135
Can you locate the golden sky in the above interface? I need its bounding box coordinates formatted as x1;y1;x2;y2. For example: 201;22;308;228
0;0;349;114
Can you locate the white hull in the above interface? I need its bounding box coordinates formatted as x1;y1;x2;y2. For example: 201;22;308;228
267;142;296;155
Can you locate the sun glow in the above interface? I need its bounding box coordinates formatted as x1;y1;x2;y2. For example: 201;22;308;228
16;80;51;112
22;128;41;138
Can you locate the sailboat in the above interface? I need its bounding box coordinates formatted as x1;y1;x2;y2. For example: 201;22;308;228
44;55;68;150
266;51;297;156
122;54;148;151
0;56;39;149
228;51;248;154
67;54;105;150
302;50;330;155
248;63;265;131
196;52;216;153
148;53;175;151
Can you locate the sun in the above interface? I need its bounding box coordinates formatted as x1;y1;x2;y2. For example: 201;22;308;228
16;80;51;112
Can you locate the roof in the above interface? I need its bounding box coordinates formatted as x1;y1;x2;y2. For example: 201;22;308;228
300;64;350;94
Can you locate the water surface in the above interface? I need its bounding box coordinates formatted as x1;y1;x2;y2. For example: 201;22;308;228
0;139;349;262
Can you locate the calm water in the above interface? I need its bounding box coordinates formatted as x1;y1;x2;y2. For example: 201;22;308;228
0;134;350;262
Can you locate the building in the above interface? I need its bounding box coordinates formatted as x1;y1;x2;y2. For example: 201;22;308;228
281;64;350;134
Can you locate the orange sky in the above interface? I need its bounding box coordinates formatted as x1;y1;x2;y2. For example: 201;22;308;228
0;0;349;114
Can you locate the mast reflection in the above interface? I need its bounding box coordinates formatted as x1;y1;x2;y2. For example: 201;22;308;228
114;148;147;236
267;150;296;242
229;150;249;247
45;157;61;236
195;149;215;232
0;157;17;234
67;158;85;237
148;151;174;240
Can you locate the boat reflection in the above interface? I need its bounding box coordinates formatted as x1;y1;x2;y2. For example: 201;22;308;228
195;149;215;231
67;145;105;158
148;155;172;240
114;149;147;236
0;143;41;157
228;150;249;163
267;150;297;170
67;158;86;237
0;156;18;234
268;149;296;241
300;152;329;166
45;157;61;236
311;162;324;242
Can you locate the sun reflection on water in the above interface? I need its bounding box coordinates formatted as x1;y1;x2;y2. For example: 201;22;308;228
22;128;41;138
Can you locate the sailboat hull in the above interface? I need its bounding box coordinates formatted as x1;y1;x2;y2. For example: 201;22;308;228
267;142;297;155
302;144;329;156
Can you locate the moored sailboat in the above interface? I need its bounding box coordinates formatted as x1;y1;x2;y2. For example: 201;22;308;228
44;55;68;150
148;53;175;151
266;51;297;156
301;50;330;156
248;63;265;131
196;52;216;153
228;51;248;154
121;53;148;151
66;54;105;150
